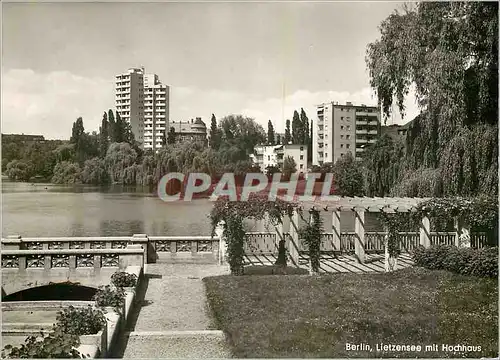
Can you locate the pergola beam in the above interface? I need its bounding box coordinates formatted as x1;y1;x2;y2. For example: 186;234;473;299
291;196;430;213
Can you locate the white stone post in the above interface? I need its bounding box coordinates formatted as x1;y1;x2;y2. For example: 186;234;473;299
419;216;431;248
383;226;398;272
332;209;341;251
287;210;300;267
354;208;366;263
215;221;226;265
121;244;145;269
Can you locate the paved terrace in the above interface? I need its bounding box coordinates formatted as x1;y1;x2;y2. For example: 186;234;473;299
116;263;231;358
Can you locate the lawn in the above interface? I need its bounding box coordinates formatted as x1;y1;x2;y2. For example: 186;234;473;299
203;267;498;358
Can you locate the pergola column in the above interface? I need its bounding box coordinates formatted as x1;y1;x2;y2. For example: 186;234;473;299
332;209;341;251
354;208;366;263
287;210;300;266
382;208;398;272
274;218;286;261
215;221;226;265
419;216;431;248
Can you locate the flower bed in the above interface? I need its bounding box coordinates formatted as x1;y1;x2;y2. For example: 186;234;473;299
1;265;143;358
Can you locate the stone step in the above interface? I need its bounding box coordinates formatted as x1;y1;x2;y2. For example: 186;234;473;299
2;329;52;336
121;330;231;359
154;257;220;265
2;322;53;331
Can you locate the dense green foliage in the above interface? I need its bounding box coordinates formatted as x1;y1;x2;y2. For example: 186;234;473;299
1;305;107;358
284;119;291;145
379;196;498;257
55;305;106;336
267;120;275;145
331;152;365;197
378;212;415;258
2;138;62;180
282;156;297;178
1;329;82;359
412;245;498;278
111;271;138;288
3;112;269;186
362;135;405;197
92;285;125;310
209;114;221;150
298;209;323;273
365;2;498;197
210;196;297;275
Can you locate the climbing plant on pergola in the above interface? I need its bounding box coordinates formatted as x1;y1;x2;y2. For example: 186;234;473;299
209;195;298;275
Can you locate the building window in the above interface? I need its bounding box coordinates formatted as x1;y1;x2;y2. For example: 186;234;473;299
300;155;304;160
268;156;270;161
346;135;351;139
341;144;344;148
300;146;304;151
300;164;303;169
325;153;328;158
347;126;351;130
346;144;350;149
340;135;344;139
341;117;344;120
341;153;344;157
341;126;344;130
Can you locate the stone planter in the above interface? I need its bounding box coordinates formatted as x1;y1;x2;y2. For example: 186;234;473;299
123;288;135;323
79;329;106;349
79;328;107;358
104;306;117;314
103;306;121;353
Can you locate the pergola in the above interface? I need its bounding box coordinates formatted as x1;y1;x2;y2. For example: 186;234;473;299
272;195;466;268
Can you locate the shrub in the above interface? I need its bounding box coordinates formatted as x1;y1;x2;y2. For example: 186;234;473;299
55;305;106;335
412;245;498;277
111;271;138;288
1;305;105;358
1;328;82;358
93;285;125;310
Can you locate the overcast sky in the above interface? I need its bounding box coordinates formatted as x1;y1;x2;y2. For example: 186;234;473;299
2;1;420;140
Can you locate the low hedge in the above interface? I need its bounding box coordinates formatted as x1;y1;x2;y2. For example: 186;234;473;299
412;245;498;277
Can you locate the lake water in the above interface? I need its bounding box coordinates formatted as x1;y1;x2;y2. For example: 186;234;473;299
2;180;381;238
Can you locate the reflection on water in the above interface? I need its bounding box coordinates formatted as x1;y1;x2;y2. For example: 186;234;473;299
2;180;382;237
99;220;145;236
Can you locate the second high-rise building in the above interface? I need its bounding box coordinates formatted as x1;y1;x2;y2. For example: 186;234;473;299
313;101;380;165
115;67;170;152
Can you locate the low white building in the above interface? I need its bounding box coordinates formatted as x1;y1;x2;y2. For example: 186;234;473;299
251;144;308;174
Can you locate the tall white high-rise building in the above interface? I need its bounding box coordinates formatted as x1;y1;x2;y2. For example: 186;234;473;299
115;67;170;151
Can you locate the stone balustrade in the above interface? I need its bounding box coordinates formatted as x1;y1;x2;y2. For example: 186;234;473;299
2;235;148;251
148;235;220;263
1;229;490;270
244;232;278;254
1;247;145;271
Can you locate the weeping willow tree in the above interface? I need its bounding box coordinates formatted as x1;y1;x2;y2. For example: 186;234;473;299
366;2;498;197
363;135;406;197
105;143;138;184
